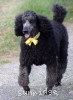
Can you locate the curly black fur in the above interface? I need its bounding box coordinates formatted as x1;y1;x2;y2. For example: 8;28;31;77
14;4;68;94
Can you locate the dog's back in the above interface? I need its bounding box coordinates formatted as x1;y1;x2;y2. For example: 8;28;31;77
51;4;68;57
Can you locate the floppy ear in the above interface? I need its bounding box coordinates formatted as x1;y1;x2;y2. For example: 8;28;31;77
14;14;23;36
37;14;53;37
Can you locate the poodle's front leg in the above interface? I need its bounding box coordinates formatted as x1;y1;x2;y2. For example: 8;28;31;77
18;66;30;94
46;64;57;95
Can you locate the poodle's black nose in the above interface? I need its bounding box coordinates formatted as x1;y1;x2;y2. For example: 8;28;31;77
23;27;29;34
23;31;28;33
22;29;28;34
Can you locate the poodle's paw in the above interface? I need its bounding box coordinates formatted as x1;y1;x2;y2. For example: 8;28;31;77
45;89;52;95
23;86;30;94
55;82;61;87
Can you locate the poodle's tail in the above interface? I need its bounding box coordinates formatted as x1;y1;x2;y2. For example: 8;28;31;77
52;4;67;23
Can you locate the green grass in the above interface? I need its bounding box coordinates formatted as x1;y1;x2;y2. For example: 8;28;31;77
0;60;11;64
13;0;73;21
0;0;73;63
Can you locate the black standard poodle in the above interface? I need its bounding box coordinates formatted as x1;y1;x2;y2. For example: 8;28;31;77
14;4;68;94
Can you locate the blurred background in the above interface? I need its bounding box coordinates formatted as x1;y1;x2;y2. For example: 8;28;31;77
0;0;73;64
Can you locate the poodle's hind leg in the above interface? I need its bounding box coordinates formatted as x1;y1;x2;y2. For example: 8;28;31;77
55;36;68;86
55;63;67;86
46;64;57;95
55;73;62;86
18;66;31;94
27;66;31;75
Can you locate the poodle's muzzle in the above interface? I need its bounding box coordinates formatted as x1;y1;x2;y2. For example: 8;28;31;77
22;20;33;39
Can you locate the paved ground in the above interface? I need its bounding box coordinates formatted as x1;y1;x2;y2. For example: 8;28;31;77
0;24;73;100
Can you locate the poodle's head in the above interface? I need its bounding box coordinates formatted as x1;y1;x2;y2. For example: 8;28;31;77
15;11;39;38
22;11;39;38
15;10;53;38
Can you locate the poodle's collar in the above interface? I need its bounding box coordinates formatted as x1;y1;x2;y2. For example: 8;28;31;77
25;32;40;46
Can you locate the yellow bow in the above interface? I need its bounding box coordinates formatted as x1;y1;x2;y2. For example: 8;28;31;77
25;32;40;46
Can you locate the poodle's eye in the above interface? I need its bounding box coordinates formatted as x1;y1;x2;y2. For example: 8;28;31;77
29;20;34;24
23;20;26;23
22;18;26;23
